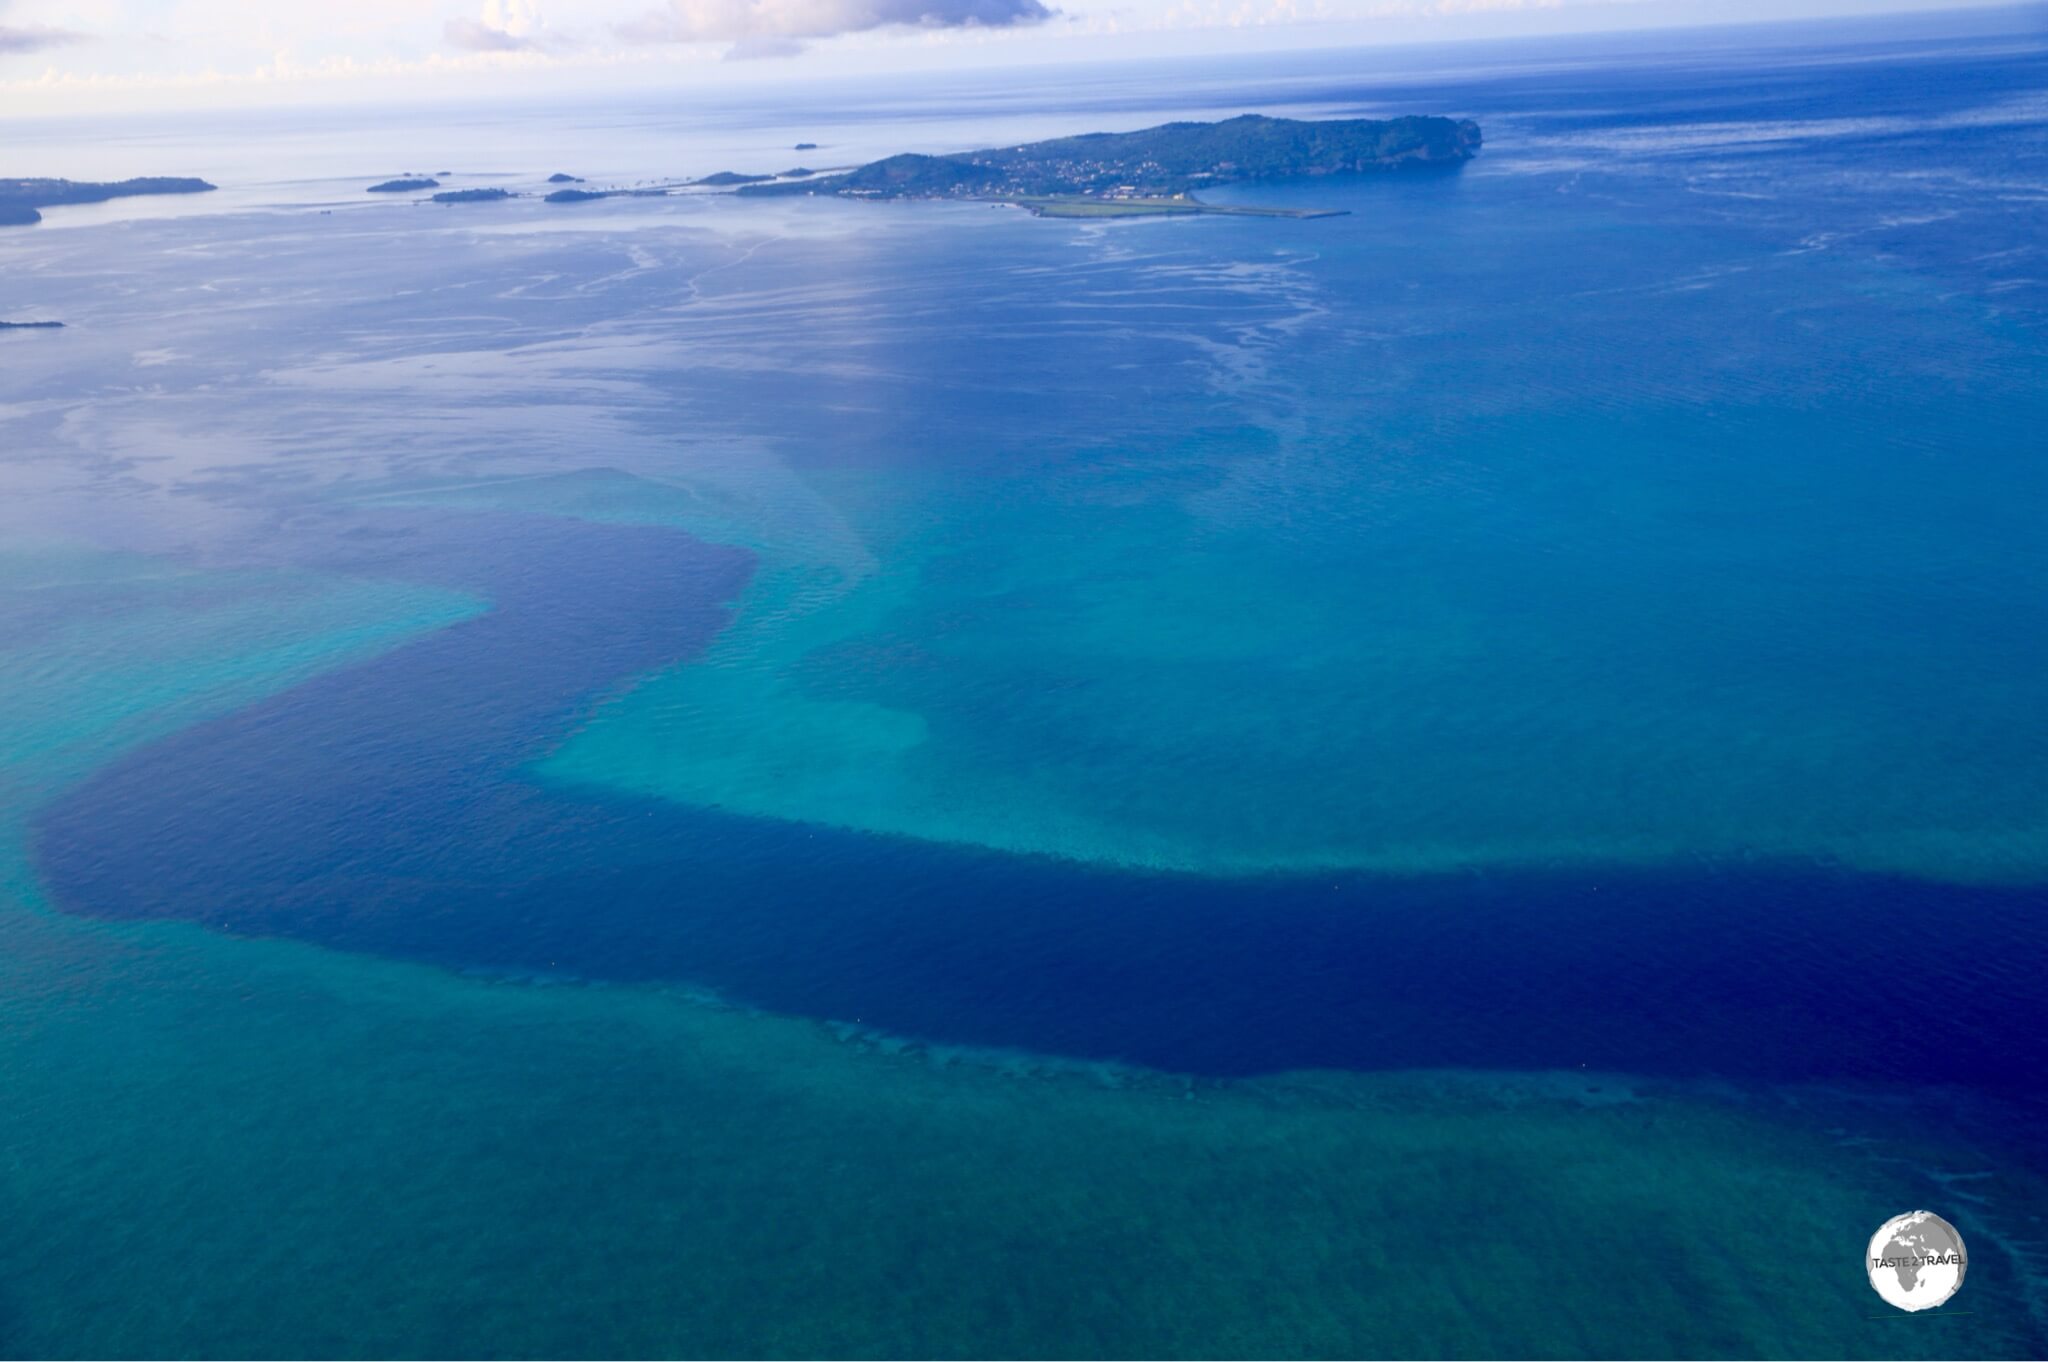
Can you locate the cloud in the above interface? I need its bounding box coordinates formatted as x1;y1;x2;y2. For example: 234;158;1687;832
0;23;88;53
444;18;535;48
724;33;807;56
443;0;560;51
617;0;1054;46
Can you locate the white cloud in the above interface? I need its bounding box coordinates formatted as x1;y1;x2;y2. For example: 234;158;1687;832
724;32;807;54
444;17;533;48
0;24;87;50
616;0;1054;46
0;0;2018;111
445;0;567;50
0;0;88;53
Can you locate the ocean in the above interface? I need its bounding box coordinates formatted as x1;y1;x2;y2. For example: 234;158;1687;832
3;11;2047;1356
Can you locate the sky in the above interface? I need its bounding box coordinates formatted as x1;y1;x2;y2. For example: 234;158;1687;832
0;0;2031;113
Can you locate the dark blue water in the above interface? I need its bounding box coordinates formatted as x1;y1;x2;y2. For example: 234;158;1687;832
32;492;2048;1094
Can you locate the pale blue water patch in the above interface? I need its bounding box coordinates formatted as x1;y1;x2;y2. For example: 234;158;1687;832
537;118;2048;881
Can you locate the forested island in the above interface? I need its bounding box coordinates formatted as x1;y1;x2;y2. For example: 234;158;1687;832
737;114;1480;214
432;188;512;204
368;177;440;193
545;187;674;203
1;177;216;227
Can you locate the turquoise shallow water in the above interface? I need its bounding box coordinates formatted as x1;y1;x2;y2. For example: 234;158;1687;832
540;184;2048;880
4;14;2048;1356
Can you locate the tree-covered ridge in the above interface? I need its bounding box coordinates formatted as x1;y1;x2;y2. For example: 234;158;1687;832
741;114;1480;201
0;176;216;226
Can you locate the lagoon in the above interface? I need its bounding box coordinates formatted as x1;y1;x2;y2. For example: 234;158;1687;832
4;14;2047;1356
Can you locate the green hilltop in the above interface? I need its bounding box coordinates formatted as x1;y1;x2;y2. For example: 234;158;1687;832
0;176;216;227
740;114;1481;204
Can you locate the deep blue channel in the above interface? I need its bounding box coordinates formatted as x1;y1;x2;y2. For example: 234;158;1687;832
32;511;2048;1094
